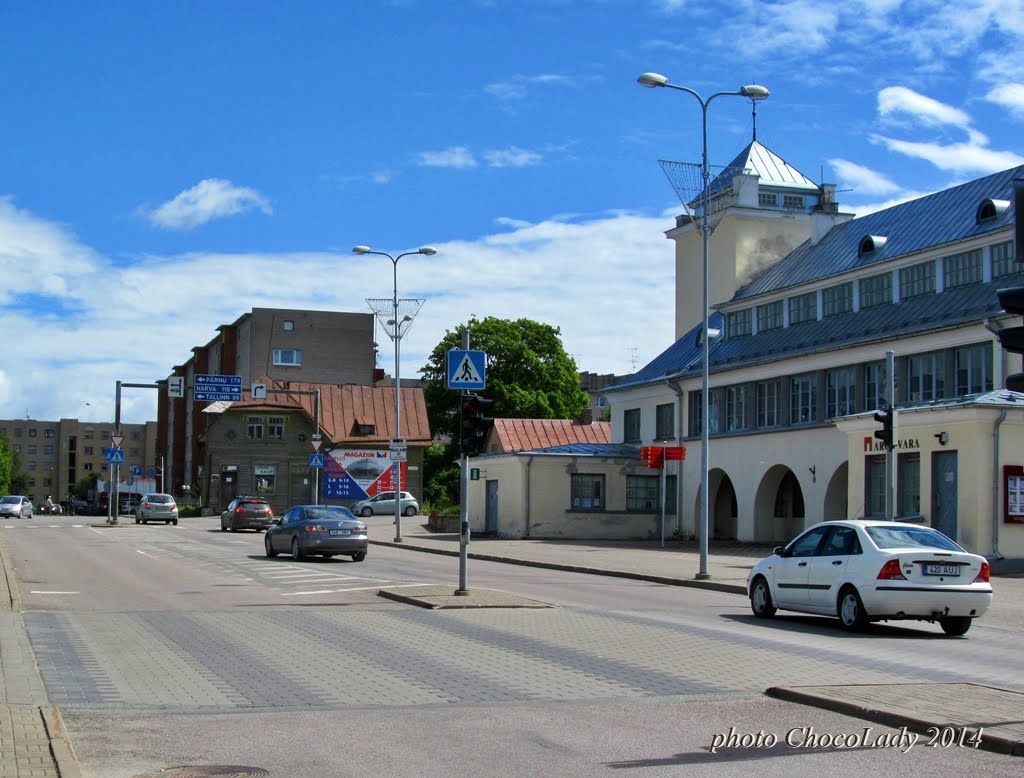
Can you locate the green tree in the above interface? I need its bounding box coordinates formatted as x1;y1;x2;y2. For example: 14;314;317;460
418;317;589;506
0;431;13;494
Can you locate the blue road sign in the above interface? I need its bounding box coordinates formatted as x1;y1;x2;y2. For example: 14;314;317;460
447;350;487;390
104;448;125;464
195;374;242;402
131;465;142;477
309;453;324;469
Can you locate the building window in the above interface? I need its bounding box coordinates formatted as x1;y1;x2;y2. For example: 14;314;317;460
955;344;993;395
943;249;983;288
756;380;780;429
655;403;674;440
84;446;93;456
864;361;887;410
992;240;1015;279
826;366;855;418
626;475;659;512
84;463;93;472
101;431;108;439
28;462;36;471
860;272;893;308
905;352;945;404
790;373;817;425
687;391;719;436
283;320;295;331
788;291;817;325
783;194;805;209
570;474;604;510
864;455;886;517
272;348;303;366
726;385;748;431
44;444;54;455
12;444;20;454
757;300;784;332
759;191;778;207
131;431;140;440
44;429;54;438
822;282;853;317
28;445;36;455
130;447;140;456
254;465;276;496
13;429;22;438
897;453;921;517
29;429;37;437
899;261;935;299
727;309;752;338
267;416;285;440
84;430;94;439
623;409;641;442
247;416;265;440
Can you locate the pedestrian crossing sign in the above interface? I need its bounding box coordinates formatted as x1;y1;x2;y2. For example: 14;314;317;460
447;349;486;389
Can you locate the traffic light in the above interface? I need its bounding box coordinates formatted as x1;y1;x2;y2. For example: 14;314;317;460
460;393;495;456
873;404;894;450
997;286;1024;392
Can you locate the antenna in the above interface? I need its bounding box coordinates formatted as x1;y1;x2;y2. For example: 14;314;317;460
628;347;640;372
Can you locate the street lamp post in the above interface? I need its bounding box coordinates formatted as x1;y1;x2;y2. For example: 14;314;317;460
353;244;436;542
637;72;769;579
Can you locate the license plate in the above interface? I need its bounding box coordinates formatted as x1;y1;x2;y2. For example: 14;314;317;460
922;564;960;576
329;529;350;536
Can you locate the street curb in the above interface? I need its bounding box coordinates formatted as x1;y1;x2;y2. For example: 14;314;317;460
368;539;749;595
0;535;20;611
40;705;82;778
765;686;1023;757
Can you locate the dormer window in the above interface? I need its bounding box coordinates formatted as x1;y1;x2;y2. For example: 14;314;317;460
976;199;1009;223
858;235;888;256
353;423;375;436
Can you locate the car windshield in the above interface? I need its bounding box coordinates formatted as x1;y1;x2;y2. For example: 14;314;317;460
865;525;962;551
0;496;18;504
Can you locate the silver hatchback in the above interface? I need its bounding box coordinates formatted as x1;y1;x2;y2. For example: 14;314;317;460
0;495;33;519
135;493;179;525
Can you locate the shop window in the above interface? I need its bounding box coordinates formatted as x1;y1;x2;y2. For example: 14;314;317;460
570;474;604;511
626;475;659;512
1003;466;1024;524
255;465;276;495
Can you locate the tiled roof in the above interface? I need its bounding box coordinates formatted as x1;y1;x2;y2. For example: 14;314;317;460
608;163;1024;393
206;377;431;445
491;418;611;454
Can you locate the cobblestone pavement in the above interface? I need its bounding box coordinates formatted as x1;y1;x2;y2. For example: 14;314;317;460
2;524;1022;776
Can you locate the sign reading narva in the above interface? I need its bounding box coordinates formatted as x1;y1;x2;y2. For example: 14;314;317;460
194;374;242;402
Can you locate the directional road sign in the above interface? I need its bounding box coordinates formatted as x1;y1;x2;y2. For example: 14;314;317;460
167;376;185;399
195;374;242;402
309;453;324;469
103;448;125;464
447;349;486;390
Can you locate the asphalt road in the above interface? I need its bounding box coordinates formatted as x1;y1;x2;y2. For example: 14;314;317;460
2;515;1021;777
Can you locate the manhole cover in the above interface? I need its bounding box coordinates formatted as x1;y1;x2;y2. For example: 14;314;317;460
157;768;270;778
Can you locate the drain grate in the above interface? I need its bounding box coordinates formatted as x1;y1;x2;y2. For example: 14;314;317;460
156;767;270;778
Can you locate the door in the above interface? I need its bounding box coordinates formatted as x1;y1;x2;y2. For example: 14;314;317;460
485;480;499;534
772;525;829;607
219;472;238;511
931;450;958;540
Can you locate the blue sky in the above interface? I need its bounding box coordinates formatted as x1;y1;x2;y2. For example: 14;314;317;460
2;1;1023;424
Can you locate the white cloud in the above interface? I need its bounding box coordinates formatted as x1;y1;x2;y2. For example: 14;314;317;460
877;86;971;129
986;83;1024;118
483;147;543;168
484;74;575;101
0;204;675;425
869;135;1024;174
415;147;478;169
828;159;900;196
148;179;272;230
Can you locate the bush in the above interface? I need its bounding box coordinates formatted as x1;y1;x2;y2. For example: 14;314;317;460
178;505;203;518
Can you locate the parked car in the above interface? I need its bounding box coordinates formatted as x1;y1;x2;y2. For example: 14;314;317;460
351;491;419;517
0;495;33;519
120;497;141;514
134;493;179;525
221;496;274;532
747;519;993;636
265;504;367;562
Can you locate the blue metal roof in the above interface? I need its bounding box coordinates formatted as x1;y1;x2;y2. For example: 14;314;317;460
524;443;642;458
608;164;1024;393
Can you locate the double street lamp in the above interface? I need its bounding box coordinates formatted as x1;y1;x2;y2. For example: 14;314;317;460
353;244;436;542
637;72;769;579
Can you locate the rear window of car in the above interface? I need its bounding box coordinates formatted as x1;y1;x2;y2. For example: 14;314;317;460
146;495;173;503
242;500;270;508
865;526;962;551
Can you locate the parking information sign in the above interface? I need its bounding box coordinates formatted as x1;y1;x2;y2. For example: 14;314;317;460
194;374;242;401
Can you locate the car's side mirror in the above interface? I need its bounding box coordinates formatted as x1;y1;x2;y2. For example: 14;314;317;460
773;545;787;557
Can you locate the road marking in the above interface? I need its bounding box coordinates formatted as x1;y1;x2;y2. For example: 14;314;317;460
280;583;440;596
30;591;79;595
136;550;157;558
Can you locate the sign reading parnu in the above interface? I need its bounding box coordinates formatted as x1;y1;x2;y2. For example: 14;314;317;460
194;374;242;402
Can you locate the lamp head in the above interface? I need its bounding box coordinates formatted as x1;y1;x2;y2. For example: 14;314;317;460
418;246;437;256
352;245;371;255
740;84;770;100
637;72;668;88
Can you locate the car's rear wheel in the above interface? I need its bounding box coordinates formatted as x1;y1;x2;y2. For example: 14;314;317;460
220;522;227;532
352;551;366;562
749;576;776;618
403;506;416;516
265;534;277;558
142;519;147;525
838;586;869;631
291;538;304;561
172;519;178;526
135;516;140;525
939;616;972;636
360;507;372;517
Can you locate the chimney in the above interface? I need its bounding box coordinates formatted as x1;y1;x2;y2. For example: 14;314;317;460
810;183;854;244
578;407;594;425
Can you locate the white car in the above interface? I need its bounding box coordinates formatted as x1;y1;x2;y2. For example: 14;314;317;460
351;491;419;517
0;495;33;519
746;519;992;636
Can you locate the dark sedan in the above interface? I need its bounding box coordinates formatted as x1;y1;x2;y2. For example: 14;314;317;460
265;505;368;562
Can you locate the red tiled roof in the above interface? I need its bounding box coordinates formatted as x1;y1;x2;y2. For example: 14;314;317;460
216;377;431;446
491;418;611;453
